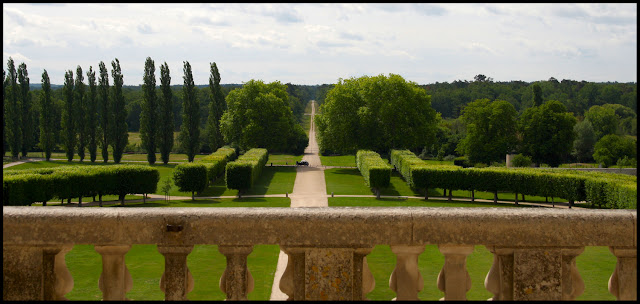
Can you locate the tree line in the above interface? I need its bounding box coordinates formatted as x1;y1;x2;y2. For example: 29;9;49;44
3;57;315;162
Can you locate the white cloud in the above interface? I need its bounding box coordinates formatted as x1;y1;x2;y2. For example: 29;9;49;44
2;3;636;85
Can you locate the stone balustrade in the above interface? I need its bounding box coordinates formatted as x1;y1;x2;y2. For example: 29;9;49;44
3;207;637;301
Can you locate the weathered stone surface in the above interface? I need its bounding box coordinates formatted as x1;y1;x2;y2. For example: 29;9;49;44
513;248;562;300
305;248;353;300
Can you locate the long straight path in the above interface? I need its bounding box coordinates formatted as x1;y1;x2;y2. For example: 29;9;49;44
270;100;327;300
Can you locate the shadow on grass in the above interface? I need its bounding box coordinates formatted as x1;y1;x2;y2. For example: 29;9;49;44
329;168;360;175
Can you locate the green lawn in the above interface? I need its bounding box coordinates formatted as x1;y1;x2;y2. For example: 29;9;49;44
324;168;568;203
319;154;356;167
266;153;303;166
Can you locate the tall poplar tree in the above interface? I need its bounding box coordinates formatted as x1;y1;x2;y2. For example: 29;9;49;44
39;70;55;160
62;70;75;161
18;63;33;157
140;57;158;164
158;62;174;164
5;58;21;159
179;61;200;162
110;58;128;163
86;66;98;162
98;61;110;163
532;83;543;107
74;66;87;161
206;62;226;151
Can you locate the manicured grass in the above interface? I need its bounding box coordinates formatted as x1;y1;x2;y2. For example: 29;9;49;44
324;168;371;195
64;244;280;301
319;154;356;167
266;153;303;166
329;197;530;208
22;151;207;163
116;197;291;208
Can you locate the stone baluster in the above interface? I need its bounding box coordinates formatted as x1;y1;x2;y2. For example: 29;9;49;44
437;244;474;300
485;246;571;300
158;245;194;301
562;247;585;300
359;253;376;300
279;247;305;301
484;246;515;301
46;244;74;300
608;247;637;301
3;244;74;301
95;245;133;301
218;245;254;301
389;245;425;301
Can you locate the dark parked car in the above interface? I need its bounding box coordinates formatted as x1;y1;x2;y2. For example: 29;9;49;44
296;160;309;166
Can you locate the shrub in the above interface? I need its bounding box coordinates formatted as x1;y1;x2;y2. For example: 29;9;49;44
356;150;391;194
453;156;470;168
225;148;268;192
2;165;160;206
444;155;457;161
173;163;207;200
511;154;532;167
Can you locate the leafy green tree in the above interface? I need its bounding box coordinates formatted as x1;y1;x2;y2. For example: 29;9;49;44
571;119;596;163
220;79;308;154
602;103;637;135
110;58;128;163
86;66;98;162
140;57;158;164
519;100;577;167
316;74;437;154
584;105;618;141
158;62;174;164
74;66;87;161
206;62;225;152
98;61;110;163
39;70;56;161
5;58;22;158
593;134;636;167
62;70;75;161
17;63;34;157
532;83;543;107
456;99;518;165
179;61;200;162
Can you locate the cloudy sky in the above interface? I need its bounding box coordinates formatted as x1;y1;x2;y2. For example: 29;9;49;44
3;3;637;86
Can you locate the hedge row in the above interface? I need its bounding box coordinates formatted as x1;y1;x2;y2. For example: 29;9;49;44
3;165;160;206
225;148;269;191
356;150;391;190
172;147;238;197
390;149;637;209
198;147;237;183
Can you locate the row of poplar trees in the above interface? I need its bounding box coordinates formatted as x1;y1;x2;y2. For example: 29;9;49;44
3;57;129;163
140;57;226;164
3;57;226;165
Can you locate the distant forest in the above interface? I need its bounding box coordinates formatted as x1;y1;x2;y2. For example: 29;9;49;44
29;76;636;132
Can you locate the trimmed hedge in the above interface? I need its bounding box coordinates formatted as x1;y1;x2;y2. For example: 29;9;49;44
197;147;237;183
356;150;391;190
173;163;208;199
390;149;637;209
225;148;268;191
3;165;160;206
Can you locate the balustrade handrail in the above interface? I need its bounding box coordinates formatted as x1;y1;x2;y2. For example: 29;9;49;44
3;206;636;247
3;206;637;301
